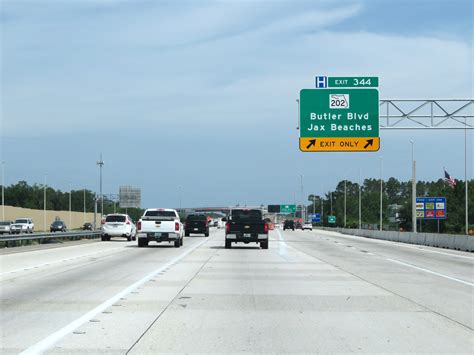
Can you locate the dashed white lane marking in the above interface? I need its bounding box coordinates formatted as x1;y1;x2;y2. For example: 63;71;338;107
0;246;127;277
20;238;210;355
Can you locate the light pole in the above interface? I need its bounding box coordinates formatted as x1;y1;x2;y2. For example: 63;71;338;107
43;174;47;232
69;183;72;229
83;189;86;224
96;154;104;218
465;122;469;235
359;169;362;229
296;99;300;130
330;191;333;215
344;179;347;228
380;157;383;231
410;140;417;233
1;161;5;221
300;174;304;221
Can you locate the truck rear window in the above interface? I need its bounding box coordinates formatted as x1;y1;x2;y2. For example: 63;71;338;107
106;215;126;223
186;215;207;221
145;211;177;218
231;210;262;220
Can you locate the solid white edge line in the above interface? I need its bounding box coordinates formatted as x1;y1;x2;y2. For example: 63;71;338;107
385;257;474;287
20;238;209;355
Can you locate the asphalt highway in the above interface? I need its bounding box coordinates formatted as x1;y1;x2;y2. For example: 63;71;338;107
1;228;472;354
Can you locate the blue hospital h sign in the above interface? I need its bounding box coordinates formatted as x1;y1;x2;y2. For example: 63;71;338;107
315;76;327;88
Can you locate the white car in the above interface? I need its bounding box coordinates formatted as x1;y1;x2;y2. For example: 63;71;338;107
302;222;313;231
0;221;13;234
10;218;34;234
136;208;184;248
101;214;136;241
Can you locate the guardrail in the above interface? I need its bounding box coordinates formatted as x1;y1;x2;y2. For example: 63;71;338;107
317;227;474;252
0;231;102;247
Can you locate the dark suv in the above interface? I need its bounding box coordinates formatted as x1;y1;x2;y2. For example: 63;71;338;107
185;214;209;237
50;220;67;232
283;220;295;231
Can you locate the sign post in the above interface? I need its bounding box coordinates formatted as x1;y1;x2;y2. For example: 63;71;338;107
300;76;380;152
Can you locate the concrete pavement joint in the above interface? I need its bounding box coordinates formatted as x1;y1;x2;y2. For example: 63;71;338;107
19;237;211;355
125;239;218;354
281;230;474;331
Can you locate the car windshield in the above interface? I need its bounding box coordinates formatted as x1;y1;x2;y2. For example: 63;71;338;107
14;219;28;224
52;221;63;226
105;215;126;223
0;221;11;225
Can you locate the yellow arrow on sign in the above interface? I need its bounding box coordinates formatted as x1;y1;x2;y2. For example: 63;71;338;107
299;137;380;152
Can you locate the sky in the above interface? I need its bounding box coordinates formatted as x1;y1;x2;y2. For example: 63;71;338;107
0;0;473;208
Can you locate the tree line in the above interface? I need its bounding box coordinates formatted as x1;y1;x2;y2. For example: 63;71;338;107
2;181;144;222
306;177;473;234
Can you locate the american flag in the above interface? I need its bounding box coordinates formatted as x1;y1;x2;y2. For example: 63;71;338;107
444;169;456;187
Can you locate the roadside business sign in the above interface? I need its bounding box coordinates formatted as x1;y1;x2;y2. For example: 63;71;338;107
300;76;379;152
310;213;321;223
328;215;336;224
280;204;296;213
416;197;447;220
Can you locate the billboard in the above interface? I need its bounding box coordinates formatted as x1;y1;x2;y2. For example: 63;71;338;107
119;186;141;208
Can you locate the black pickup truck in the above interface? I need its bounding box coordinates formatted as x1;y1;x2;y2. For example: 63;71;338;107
185;214;209;237
225;209;268;249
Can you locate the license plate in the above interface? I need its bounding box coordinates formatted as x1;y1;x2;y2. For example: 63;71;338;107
154;232;162;237
243;233;251;238
194;228;198;231
112;225;118;228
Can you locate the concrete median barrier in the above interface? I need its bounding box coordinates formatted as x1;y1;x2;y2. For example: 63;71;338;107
318;227;473;252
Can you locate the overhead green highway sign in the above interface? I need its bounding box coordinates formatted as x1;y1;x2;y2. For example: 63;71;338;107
280;204;296;213
299;78;380;152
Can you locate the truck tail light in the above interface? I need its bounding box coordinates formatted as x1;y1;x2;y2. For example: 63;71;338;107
137;221;141;231
264;223;269;233
225;222;230;234
175;222;180;231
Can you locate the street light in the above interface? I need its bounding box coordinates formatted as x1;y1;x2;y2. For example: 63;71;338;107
96;154;104;217
379;157;383;231
344;179;347;228
300;174;304;221
410;140;416;233
43;173;47;232
296;99;300;130
69;182;72;229
1;161;5;221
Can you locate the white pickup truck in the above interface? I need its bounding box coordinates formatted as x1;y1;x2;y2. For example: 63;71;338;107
136;208;184;248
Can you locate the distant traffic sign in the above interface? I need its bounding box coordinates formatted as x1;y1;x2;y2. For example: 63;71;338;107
328;215;336;224
300;80;380;153
268;205;280;213
280;204;296;213
310;213;321;223
416;197;446;220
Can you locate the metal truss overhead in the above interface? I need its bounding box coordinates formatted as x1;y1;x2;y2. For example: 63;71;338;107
379;99;473;129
